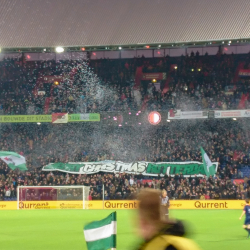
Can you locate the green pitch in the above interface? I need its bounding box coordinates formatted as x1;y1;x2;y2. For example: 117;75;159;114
0;209;248;250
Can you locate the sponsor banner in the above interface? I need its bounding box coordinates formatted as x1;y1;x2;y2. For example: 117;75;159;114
233;179;244;185
101;200;244;210
18;200;103;210
0;114;100;123
0;115;52;123
238;69;250;77
142;73;167;80
168;110;208;119
42;161;218;177
103;201;138;209
170;200;245;209
214;110;250;118
0;201;17;210
69;113;100;122
52;113;68;123
5;200;245;210
41;75;65;83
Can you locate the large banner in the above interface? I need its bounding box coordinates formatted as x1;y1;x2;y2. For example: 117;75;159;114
168;110;208;119
42;161;218;177
0;113;100;123
142;73;167;80
238;69;250;77
214;110;250;118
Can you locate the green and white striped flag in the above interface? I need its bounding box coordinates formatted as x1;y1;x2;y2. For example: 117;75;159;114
0;151;27;171
200;147;216;177
84;212;117;250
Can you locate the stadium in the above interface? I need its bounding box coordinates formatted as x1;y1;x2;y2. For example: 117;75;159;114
1;0;250;249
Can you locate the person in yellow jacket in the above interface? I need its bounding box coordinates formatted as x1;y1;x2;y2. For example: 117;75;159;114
136;189;201;250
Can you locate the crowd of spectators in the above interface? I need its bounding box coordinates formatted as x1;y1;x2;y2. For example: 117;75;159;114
1;51;250;114
1;118;250;201
1;50;250;201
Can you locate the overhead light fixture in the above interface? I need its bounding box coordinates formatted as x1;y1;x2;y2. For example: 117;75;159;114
174;66;178;69
197;68;201;71
152;79;157;83
191;69;194;72
55;47;64;53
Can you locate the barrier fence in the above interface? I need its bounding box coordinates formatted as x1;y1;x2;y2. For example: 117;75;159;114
0;200;246;210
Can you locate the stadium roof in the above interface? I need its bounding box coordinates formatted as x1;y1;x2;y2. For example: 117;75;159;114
1;0;250;49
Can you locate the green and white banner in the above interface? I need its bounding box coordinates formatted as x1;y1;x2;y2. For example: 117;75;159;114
43;161;218;177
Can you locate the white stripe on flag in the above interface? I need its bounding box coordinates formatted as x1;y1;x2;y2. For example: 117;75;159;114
84;221;116;242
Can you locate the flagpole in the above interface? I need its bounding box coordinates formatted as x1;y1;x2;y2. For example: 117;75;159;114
102;184;104;209
17;186;19;210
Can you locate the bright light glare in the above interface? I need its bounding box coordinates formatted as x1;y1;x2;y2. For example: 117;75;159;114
148;111;161;125
153;113;160;123
37;122;41;125
233;118;237;121
118;47;122;50
167;119;171;122
56;47;64;53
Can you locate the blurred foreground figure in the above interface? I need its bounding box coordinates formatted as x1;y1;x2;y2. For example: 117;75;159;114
137;189;201;250
239;199;250;239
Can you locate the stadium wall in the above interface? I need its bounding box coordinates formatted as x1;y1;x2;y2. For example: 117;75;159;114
0;200;245;210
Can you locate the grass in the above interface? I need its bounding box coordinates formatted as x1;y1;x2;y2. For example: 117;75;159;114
0;209;248;250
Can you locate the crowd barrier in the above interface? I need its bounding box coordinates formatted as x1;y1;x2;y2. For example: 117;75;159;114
0;200;246;210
